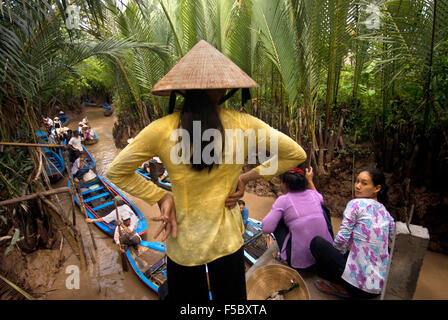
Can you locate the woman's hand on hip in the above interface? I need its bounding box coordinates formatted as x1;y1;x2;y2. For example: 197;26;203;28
153;193;177;241
225;175;247;209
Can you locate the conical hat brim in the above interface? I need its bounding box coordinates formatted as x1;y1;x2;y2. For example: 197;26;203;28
152;40;259;96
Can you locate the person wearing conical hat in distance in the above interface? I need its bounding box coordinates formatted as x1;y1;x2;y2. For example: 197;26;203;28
309;168;395;299
106;40;307;301
53;116;61;130
261;166;333;272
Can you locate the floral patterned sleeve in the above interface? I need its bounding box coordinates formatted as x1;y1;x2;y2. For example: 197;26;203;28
333;200;358;254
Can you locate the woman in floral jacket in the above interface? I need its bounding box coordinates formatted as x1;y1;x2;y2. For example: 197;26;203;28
310;168;395;299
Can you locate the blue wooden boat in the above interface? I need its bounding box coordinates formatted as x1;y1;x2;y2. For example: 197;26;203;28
36;130;48;140
102;103;113;116
82;101;98;107
82;146;96;171
43;147;65;183
126;241;167;293
243;218;272;265
59;114;69;126
136;168;172;191
69;174;147;237
75;128;99;145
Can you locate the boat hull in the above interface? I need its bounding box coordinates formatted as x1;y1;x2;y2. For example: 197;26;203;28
68;174;147;236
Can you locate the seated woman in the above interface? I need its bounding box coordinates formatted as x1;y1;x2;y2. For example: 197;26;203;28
70;152;94;183
84;126;95;141
262;167;333;271
141;160;151;174
310;168;396;299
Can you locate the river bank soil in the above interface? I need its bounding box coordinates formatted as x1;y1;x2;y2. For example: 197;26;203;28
1;105;447;299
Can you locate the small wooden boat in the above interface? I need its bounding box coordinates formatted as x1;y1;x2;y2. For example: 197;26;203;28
82;101;99;107
136;168;172;191
43;147;65;183
81;145;96;170
60;142;95;171
102;103;113;116
126;241;167;293
69;174;147;236
59;115;69;126
83;137;98;145
76;129;99;145
37;130;49;145
243;218;272;266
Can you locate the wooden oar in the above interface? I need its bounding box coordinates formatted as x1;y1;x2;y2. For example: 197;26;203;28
114;198;129;272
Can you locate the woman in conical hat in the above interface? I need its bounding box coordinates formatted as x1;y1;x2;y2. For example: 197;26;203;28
106;40;307;301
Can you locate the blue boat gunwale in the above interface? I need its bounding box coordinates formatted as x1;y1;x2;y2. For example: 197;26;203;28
69;174;147;236
243;217;272;265
125;241;166;293
38;136;65;179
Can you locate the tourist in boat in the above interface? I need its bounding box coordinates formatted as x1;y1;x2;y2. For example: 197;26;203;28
77;122;85;136
106;40;307;301
140;160;151;174
68;130;83;163
85;196;140;236
238;200;249;228
152;157;170;183
113;207;146;255
42;115;53;129
83;126;95;141
71;152;94;183
53;116;61;129
261;167;333;271
57;109;67;123
310;168;396;299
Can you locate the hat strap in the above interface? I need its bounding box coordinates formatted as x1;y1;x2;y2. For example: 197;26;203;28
218;88;239;105
241;88;251;106
219;88;252;107
168;88;251;114
168;90;186;114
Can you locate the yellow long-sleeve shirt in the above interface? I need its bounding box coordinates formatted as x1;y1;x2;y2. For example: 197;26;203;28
106;107;306;266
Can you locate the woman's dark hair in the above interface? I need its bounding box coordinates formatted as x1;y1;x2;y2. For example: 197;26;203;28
238;200;245;206
361;167;389;205
180;89;224;171
280;170;307;191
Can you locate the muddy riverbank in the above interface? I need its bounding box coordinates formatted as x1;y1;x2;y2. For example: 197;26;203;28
1;105;447;300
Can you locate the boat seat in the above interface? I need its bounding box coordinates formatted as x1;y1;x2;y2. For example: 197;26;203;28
81;186;104;195
133;248;165;274
91;201;114;211
83;192;110;203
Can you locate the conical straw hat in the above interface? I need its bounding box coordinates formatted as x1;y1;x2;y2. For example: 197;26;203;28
246;264;310;300
152;40;259;96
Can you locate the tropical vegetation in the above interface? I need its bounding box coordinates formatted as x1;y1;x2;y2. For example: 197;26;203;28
0;0;447;255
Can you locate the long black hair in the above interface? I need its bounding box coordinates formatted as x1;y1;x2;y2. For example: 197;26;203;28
279;169;307;191
180;89;224;171
361;167;389;205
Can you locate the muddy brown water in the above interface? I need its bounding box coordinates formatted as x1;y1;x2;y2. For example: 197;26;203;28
44;106;447;300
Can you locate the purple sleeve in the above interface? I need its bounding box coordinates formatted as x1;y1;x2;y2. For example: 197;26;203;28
262;196;285;234
333;200;358;253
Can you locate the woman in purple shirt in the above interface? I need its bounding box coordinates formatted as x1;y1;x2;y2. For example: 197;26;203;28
262;167;333;270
